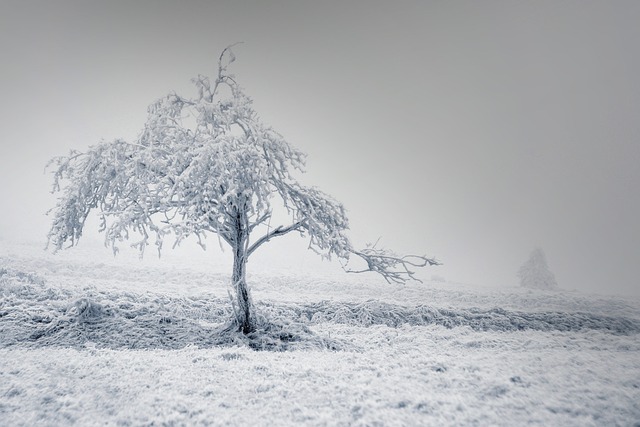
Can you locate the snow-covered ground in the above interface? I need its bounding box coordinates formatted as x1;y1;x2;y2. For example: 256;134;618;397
1;241;639;426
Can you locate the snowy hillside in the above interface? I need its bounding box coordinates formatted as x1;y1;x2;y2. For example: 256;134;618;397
1;242;639;426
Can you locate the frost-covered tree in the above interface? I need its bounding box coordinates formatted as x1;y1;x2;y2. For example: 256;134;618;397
517;248;558;290
47;46;439;333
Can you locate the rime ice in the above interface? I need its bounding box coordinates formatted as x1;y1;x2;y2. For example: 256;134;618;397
46;47;437;333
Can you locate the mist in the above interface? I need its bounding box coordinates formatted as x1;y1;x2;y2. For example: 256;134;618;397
1;0;639;295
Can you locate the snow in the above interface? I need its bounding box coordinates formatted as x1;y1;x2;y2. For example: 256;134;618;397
1;241;640;425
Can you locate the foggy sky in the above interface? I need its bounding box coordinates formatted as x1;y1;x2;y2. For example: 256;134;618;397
1;1;639;295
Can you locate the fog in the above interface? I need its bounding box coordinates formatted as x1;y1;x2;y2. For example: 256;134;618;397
1;0;639;295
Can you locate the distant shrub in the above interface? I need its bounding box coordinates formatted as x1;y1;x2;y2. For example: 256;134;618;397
518;248;558;290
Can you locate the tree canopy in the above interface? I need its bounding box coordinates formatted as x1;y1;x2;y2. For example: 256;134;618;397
47;46;439;331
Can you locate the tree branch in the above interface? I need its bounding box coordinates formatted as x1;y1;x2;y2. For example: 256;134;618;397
345;244;441;284
246;220;305;257
248;212;271;233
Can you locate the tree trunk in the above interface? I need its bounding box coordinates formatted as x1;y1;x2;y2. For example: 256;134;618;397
231;206;254;334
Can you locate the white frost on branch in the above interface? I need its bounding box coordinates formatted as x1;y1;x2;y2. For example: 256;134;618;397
47;45;439;285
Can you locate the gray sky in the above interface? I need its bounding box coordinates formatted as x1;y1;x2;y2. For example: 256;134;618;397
1;0;639;295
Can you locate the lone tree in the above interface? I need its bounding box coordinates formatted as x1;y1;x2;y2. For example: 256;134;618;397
518;248;558;290
47;46;439;333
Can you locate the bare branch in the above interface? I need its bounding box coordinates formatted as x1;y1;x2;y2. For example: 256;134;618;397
248;212;271;233
246;220;305;257
212;42;244;97
345;243;441;284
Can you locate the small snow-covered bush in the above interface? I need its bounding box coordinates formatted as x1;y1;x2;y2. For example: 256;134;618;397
518;248;558;290
69;298;110;323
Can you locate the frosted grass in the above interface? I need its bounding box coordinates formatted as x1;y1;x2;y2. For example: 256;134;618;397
1;245;639;425
2;268;638;353
1;326;639;426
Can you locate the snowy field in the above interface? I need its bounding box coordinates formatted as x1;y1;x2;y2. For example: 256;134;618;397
1;241;639;426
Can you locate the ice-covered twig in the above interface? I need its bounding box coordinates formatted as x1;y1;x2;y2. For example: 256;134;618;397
345;242;441;284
